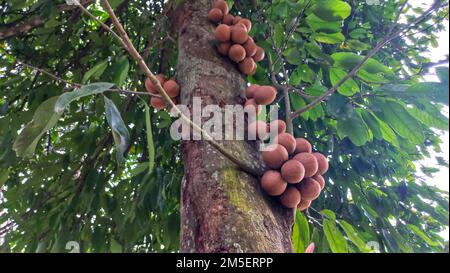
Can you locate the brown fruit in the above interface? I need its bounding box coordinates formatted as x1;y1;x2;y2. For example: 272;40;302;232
297;199;312;211
208;8;223;23
228;44;246;63
232;16;243;25
150;97;166;110
145;74;166;94
245;84;259;98
261;170;288;196
295;138;312;154
163;80;180;98
253;46;265;62
313;153;329;175
223;14;234;25
281;160;305;184
244;99;262;115
218;42;231;56
293;153;319;177
249;64;257;76
243;39;257;57
276;133;297;154
213;0;229;15
312;174;325;190
231;25;249;44
298;178;321;201
234;22;248;32
262;144;289;169
269;120;287;134
239;19;252;32
280;187;301;208
248;121;268;140
254;85;277;105
239;57;256;75
215;24;231;42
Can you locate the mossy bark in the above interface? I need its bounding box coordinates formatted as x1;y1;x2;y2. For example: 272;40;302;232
173;0;294;253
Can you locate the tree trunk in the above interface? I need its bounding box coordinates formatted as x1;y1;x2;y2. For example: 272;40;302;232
173;0;294;253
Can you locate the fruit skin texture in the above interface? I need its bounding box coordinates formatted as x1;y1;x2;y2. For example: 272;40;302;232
244;99;261;115
254;85;276;105
213;0;229;15
248;121;268;140
223;14;234;25
313;153;329;175
276;133;297;154
281;160;305;184
145;74;166;94
208;8;223;23
313;174;325;190
297;199;312;211
163;80;180;98
150;97;166;110
293;153;319;177
245;84;259;98
231;25;249;44
215;24;231;42
262;144;289;169
243;39;257;57
228;44;246;63
239;19;252;32
295;138;313;154
232;16;242;25
218;42;231;56
280;187;301;208
239;57;256;75
298;178;321;201
253;46;265;62
269;120;287;135
261;171;288;196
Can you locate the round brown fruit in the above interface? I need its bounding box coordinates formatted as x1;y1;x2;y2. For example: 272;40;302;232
213;0;229;15
248;121;268;140
293;153;318;177
253;46;265;62
254;85;276;105
249;64;257;76
239;57;256;75
228;44;246;63
313;153;329;175
218;42;231;56
269;120;287;135
295;138;313;154
231;25;249;44
298;178;321;201
163;80;180;98
243;39;257;57
245;84;259;98
312;174;325;190
261;170;288;196
276;133;297;154
244;99;262;115
262;144;289;169
232;16;242;25
280;187;301;208
215;24;231;42
281;160;305;184
239;19;252;32
222;14;234;25
208;8;223;23
150;97;166;110
297;199;312;211
145;74;166;94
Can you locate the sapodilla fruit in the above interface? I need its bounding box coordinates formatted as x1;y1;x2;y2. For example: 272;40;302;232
218;42;231;56
239;57;256;75
276;133;296;154
262;144;289;169
231;25;249;44
223;14;234;25
239;19;252;33
298;178;321;201
253;46;265;62
249;63;257;76
232;16;242;25
215;24;231;42
297;199;312;211
313;153;329;175
248;120;268;140
228;44;246;62
213;0;229;15
243;39;257;57
244;99;262;115
293;153;319;177
312;174;325;190
208;8;223;23
280;187;301;208
150;97;166;110
254;85;276;105
261;170;288;196
163;80;180;98
295;138;313;154
245;84;259;98
269;120;287;134
281;160;305;184
145;74;166;94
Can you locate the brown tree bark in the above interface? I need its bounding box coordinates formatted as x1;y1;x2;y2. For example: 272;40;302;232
173;0;295;253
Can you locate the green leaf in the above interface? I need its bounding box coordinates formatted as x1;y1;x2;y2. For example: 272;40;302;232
314;32;345;44
82;60;108;83
435;66;449;84
145;102;156;174
346;39;371;51
110;238;123;253
337;109;371;146
13;97;62;158
292;212;310;253
361;110;400;147
104;96;130;164
329;67;360;96
406;106;449;130
312;0;351;21
55;82;115;113
338;220;371;252
323;219;348;253
331;52;391;74
407;224;440;247
0;168;9;187
111;56;130;87
306;14;342;33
